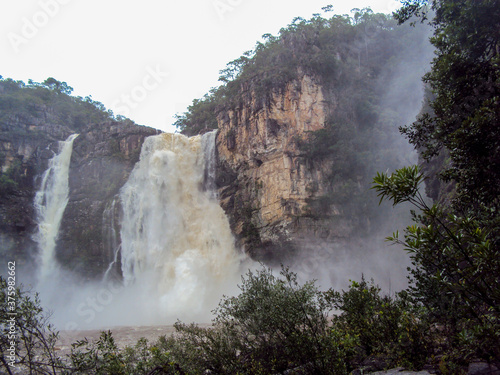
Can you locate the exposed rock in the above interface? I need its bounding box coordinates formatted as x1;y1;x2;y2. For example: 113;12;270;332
0;105;157;279
216;74;356;262
58;121;157;278
467;362;500;375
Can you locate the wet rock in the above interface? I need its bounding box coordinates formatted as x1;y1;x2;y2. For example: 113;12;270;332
467;362;500;375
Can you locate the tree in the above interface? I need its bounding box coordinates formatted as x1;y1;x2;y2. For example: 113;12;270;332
373;166;500;361
0;276;65;374
382;1;500;361
395;0;500;209
42;78;74;95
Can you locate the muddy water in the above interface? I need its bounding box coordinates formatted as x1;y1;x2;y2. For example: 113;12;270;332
55;324;211;357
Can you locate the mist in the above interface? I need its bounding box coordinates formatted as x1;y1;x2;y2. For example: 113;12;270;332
290;19;435;294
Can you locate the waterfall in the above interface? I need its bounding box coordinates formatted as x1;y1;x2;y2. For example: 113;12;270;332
102;196;121;281
119;131;243;319
201;131;218;197
33;134;78;282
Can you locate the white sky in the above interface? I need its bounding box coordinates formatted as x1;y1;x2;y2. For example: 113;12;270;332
1;0;401;132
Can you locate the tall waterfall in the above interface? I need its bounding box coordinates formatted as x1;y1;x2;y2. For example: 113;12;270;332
118;131;243;320
33;134;78;282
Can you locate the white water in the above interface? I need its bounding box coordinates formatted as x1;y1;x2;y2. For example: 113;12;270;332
33;134;78;283
118;131;245;321
32;131;249;329
102;196;121;281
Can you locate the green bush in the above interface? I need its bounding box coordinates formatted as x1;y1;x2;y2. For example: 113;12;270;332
327;278;431;369
168;266;358;374
373;166;500;364
0;276;64;374
67;332;183;375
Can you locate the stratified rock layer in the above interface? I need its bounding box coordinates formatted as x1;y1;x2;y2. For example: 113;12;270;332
216;74;353;262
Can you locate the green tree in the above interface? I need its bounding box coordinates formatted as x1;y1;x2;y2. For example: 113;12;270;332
42;78;74;95
169;266;357;374
382;0;500;362
373;166;500;362
395;0;500;209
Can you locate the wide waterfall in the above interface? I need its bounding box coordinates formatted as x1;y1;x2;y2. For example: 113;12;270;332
118;131;243;319
33;134;79;283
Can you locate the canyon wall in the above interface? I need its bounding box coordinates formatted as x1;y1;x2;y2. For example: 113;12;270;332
0;105;157;278
215;74;359;263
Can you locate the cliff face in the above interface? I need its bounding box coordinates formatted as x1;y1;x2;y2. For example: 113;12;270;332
58;122;157;278
0;105;157;278
216;74;355;262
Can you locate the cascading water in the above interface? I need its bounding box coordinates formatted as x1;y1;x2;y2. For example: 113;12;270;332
102;196;121;281
118;131;244;320
31;131;248;329
33;134;78;283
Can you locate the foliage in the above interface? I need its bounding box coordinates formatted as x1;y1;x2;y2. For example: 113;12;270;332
0;159;21;196
168;266;439;373
67;332;182;375
382;0;500;364
0;276;65;375
0;77;125;132
373;166;500;363
395;0;500;209
173;92;219;136
326;277;431;369
169;266;356;374
4;262;491;373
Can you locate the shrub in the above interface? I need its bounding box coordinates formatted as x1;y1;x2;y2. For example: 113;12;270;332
169;266;358;374
0;276;64;374
326;278;431;369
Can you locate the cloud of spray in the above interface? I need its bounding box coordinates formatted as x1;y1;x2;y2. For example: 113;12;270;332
33;263;251;330
289;20;435;294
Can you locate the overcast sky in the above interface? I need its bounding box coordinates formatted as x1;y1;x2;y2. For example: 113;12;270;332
1;0;402;132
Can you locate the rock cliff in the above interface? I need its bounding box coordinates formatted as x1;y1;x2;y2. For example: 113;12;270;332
0;98;157;278
216;74;357;262
58;121;157;278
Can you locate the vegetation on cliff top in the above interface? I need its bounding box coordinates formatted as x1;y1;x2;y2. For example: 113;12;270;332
175;6;434;241
174;7;427;136
0;76;138;195
0;77;123;131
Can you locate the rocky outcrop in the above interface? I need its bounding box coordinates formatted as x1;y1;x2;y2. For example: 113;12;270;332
0;106;157;278
58;122;158;278
216;74;355;262
0;107;76;274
